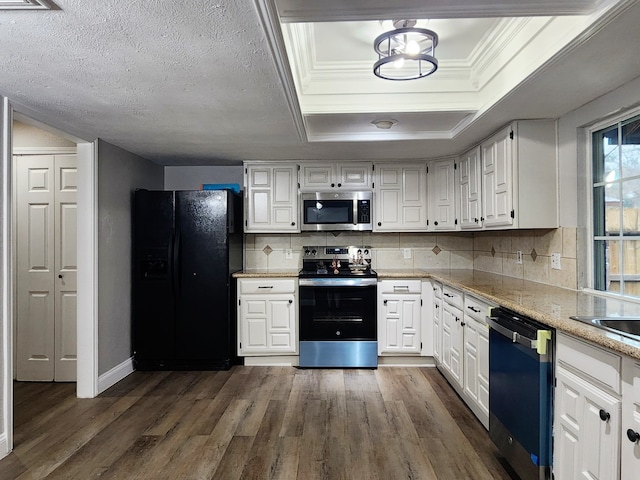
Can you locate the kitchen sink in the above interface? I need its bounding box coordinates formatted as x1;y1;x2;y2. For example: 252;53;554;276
570;316;640;341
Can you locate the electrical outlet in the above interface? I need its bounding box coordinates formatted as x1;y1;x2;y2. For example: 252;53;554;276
551;253;561;270
516;250;523;264
285;249;293;260
403;248;412;259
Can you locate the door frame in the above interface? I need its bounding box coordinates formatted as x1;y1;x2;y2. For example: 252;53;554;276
1;100;99;457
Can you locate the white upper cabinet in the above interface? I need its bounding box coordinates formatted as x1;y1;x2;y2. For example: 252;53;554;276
427;157;457;231
481;120;558;229
300;162;372;190
373;162;427;232
245;163;299;233
458;146;483;230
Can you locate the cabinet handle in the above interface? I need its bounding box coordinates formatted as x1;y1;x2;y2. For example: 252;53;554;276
627;429;640;443
461;321;466;326
378;222;382;226
480;217;485;221
455;317;460;322
474;218;479;223
467;306;481;313
393;286;410;292
444;293;453;298
289;299;293;304
258;286;273;289
599;409;610;422
383;299;388;305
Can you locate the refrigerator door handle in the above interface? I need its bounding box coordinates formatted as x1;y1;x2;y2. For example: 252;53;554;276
173;229;181;296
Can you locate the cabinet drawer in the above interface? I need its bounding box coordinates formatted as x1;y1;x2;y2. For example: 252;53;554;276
239;278;296;294
379;279;422;294
442;285;463;309
557;332;621;395
464;295;494;324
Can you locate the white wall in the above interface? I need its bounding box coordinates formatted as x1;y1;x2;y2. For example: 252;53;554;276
12;120;76;149
164;165;243;191
97;140;163;375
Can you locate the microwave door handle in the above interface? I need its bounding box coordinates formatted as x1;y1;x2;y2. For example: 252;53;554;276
353;200;358;225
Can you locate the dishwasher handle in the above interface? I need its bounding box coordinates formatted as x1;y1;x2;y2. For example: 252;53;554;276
487;316;552;355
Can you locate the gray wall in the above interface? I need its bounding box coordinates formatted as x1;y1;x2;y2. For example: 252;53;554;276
164;165;243;190
97;140;163;375
13;120;76;149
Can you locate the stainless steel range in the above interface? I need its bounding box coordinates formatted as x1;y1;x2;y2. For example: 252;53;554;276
298;246;377;368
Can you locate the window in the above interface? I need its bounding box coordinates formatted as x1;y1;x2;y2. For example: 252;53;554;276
593;113;640;298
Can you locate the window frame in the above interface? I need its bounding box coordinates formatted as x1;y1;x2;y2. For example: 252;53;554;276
587;105;640;301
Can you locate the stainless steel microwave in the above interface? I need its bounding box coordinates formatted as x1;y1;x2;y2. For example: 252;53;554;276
300;191;373;231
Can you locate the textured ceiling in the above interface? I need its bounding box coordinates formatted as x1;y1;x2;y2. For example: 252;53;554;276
1;0;639;166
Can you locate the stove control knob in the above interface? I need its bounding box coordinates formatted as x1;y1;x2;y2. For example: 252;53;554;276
364;249;369;256
311;249;317;255
336;330;341;336
304;249;310;256
357;249;362;255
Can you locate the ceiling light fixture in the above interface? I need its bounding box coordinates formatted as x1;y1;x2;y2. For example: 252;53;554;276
373;20;438;81
371;119;398;129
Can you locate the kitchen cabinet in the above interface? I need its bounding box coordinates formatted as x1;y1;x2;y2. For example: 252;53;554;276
245;163;299;232
554;332;621;480
237;278;298;356
300;162;372;190
439;285;464;389
378;280;422;355
432;281;442;362
373;162;427;231
458;146;483;230
427;157;457;231
621;356;640;479
481;120;557;229
462;294;492;429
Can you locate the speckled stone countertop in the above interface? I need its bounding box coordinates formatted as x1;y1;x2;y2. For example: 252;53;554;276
378;268;640;360
233;270;299;278
233;268;640;359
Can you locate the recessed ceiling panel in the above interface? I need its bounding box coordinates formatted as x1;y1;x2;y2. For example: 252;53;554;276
0;0;53;9
305;111;475;142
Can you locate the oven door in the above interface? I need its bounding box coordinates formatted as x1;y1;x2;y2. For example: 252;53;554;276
299;278;377;341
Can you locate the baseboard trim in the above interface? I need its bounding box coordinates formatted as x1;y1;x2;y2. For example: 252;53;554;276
243;356;299;367
378;356;436;367
97;357;134;394
0;432;8;459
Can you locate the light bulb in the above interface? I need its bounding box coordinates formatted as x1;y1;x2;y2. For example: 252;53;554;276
406;40;420;55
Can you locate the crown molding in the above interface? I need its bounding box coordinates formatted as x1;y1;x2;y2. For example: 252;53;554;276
253;0;308;142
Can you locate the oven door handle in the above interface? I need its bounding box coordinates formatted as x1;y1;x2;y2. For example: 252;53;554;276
299;277;377;287
487;316;552;355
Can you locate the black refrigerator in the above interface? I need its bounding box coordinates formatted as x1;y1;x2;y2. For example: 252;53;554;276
132;189;243;370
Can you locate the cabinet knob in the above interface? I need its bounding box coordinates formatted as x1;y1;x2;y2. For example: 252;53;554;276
291;222;295;226
383;299;388;305
627;429;640;443
474;218;479;223
58;274;63;279
331;183;335;187
378;222;382;226
289;299;293;304
461;322;466;326
599;409;610;422
434;221;439;226
481;217;485;221
337;183;342;187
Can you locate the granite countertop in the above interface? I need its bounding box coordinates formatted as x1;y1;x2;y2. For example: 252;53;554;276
233;270;299;278
378;268;640;360
234;267;640;359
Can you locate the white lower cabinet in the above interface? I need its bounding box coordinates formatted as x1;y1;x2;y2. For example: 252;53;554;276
462;294;491;429
621;356;640;479
435;285;493;430
554;332;622;480
237;278;297;356
440;286;464;389
378;280;422;355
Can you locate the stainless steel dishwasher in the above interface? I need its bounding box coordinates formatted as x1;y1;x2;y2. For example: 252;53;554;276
487;307;554;480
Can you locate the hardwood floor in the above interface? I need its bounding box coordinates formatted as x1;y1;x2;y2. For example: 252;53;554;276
1;367;518;480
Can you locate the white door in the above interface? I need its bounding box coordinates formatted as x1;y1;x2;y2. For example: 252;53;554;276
16;154;77;382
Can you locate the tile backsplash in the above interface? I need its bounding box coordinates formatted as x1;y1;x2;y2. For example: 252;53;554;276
244;227;578;290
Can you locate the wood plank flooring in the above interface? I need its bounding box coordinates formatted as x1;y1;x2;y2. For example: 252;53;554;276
0;367;518;480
